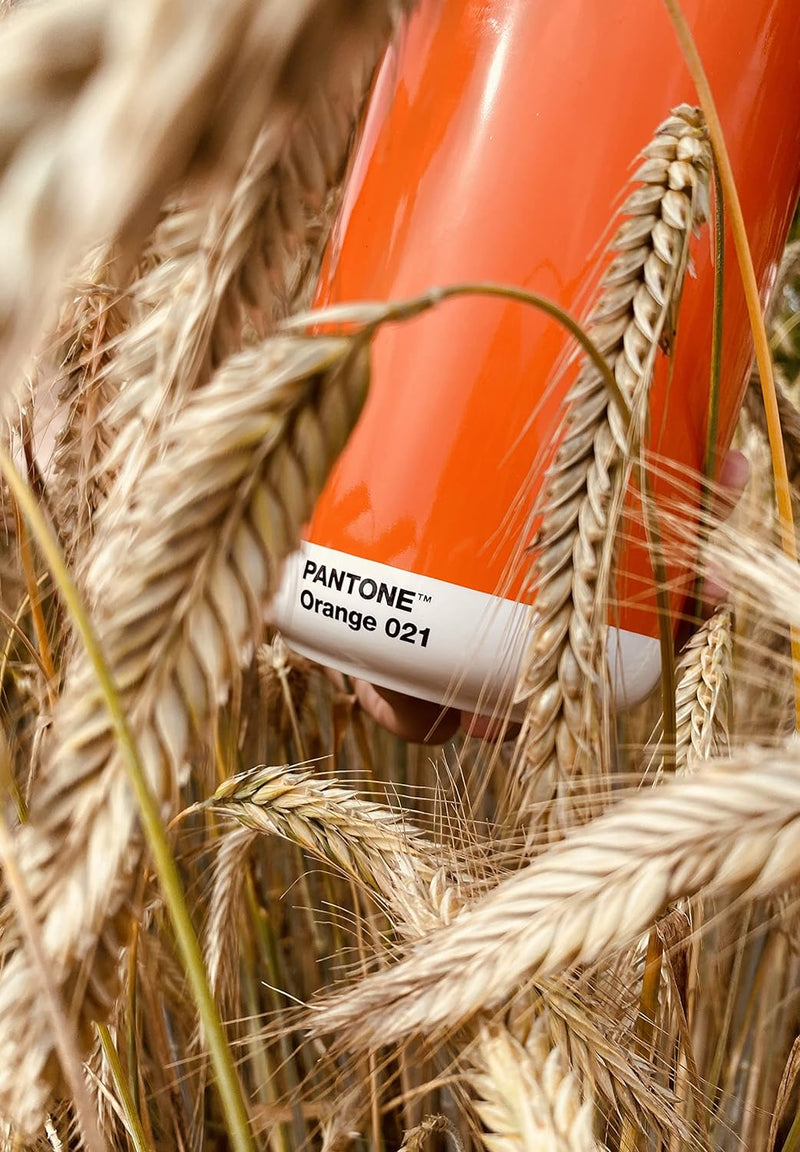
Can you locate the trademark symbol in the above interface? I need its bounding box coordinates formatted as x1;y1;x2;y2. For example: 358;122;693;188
417;592;432;604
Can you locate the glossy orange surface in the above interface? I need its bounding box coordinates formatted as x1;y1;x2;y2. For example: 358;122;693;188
308;0;800;636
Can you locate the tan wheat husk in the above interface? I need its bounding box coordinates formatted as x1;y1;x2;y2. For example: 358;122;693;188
675;608;732;772
0;333;369;1131
308;747;800;1048
399;1114;464;1152
104;33;382;435
202;826;258;1010
43;248;130;566
0;0;407;402
77;13;393;580
468;1014;601;1152
511;105;711;840
207;761;465;937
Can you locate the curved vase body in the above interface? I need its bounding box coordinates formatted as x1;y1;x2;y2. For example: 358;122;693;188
271;0;800;716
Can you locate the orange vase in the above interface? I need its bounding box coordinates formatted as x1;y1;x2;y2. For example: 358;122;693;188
270;0;800;716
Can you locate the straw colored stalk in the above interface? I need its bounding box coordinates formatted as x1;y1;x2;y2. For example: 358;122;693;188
675;608;732;772
0;332;369;1132
512;105;711;838
468;1015;601;1152
208;762;465;939
307;748;800;1049
0;0;407;399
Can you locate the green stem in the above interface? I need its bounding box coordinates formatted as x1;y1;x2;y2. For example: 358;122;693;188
639;461;677;772
704;159;725;489
693;157;725;616
0;448;255;1152
97;1024;149;1152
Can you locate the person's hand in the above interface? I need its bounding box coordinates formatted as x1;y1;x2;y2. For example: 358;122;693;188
349;450;750;744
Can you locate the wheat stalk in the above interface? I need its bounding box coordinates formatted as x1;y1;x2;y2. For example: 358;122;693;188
308;748;800;1049
511;105;711;838
0;332;369;1131
468;1014;602;1152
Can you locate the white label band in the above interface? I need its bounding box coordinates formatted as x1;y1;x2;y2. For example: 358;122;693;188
269;542;662;717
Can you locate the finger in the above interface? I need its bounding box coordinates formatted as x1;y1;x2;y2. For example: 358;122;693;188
702;450;750;606
709;449;750;520
460;710;520;742
353;679;460;744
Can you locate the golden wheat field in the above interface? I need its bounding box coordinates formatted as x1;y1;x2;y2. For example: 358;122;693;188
0;0;800;1149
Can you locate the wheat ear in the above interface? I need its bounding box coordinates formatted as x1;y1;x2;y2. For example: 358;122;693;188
308;748;800;1048
511;106;711;837
675;608;732;772
541;980;685;1139
744;369;800;494
208;762;464;938
0;333;369;1132
203;826;258;1009
0;0;406;396
216;752;677;1138
228;763;677;1139
104;21;388;434
42;249;130;566
469;1014;602;1152
90;14;398;570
